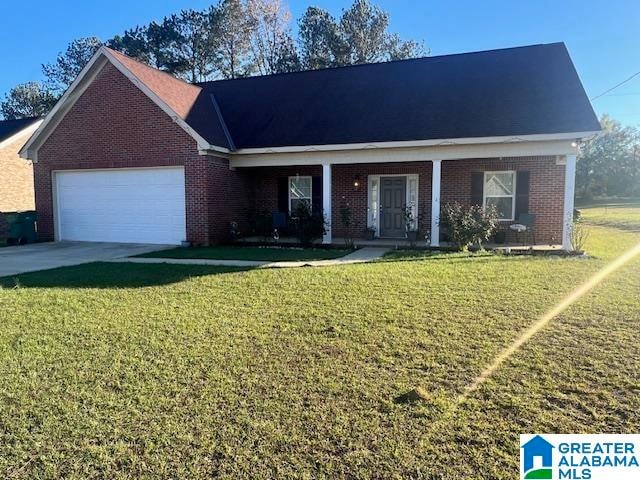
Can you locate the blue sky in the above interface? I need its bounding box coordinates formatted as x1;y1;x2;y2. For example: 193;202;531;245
1;0;638;125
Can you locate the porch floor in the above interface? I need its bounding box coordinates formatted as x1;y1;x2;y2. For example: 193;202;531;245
237;236;562;251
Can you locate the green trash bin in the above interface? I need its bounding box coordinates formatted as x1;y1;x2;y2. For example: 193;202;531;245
5;211;37;245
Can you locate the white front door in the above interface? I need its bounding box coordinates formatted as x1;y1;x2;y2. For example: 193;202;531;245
54;167;186;245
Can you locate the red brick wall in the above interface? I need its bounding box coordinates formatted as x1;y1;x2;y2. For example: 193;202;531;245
331;163;433;239
207;158;252;243
441;156;565;244
35;61;244;245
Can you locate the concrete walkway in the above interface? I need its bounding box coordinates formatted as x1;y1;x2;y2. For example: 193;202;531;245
0;241;171;277
110;247;390;269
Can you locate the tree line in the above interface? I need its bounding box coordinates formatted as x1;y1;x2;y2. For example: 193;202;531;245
577;115;640;200
0;0;425;120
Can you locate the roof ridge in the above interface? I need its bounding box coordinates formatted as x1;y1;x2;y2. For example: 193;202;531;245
195;42;566;86
208;93;235;151
104;47;201;93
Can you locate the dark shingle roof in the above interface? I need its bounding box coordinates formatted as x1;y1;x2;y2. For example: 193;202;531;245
0;117;41;143
187;42;599;150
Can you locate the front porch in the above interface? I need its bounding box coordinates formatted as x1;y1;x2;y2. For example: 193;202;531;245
235;153;576;250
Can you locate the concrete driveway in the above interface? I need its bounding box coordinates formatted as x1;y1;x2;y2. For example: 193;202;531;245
0;241;169;277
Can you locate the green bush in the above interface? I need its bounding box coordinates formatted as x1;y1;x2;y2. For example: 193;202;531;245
291;201;328;247
440;202;499;251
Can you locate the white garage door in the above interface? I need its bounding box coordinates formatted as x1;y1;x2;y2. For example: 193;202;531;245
55;167;186;245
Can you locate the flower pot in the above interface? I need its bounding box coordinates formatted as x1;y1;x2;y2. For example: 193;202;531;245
364;229;376;241
494;231;506;244
406;230;419;242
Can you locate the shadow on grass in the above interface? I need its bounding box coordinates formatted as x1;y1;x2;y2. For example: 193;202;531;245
377;251;578;266
0;262;252;290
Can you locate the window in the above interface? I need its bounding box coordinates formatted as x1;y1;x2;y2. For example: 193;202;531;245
289;176;312;214
483;171;516;221
368;176;379;230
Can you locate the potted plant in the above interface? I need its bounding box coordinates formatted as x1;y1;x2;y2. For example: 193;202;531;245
493;228;507;244
364;226;376;241
402;204;420;246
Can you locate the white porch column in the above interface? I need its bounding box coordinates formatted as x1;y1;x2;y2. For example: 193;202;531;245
322;162;332;244
430;160;442;247
562;153;577;250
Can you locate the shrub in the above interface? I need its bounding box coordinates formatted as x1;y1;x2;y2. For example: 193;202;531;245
570;218;589;253
291;201;328;247
440;202;499;251
339;203;357;249
247;208;272;240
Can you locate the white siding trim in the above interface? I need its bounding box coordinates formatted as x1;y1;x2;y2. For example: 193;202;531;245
430;160;441;247
232;131;598;155
230;140;579;168
322;163;332;244
562;154;577;250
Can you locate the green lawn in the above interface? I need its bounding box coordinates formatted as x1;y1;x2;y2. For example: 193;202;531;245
580;203;640;231
137;245;352;261
0;209;638;478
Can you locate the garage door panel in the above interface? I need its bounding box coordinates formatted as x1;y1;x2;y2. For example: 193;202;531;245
55;168;186;245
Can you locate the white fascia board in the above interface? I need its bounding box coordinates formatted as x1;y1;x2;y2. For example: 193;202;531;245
0;119;43;151
231;131;599;156
229;139;580;168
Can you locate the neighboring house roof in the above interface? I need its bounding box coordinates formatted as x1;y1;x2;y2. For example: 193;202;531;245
21;42;600;158
192;42;599;150
0;117;42;145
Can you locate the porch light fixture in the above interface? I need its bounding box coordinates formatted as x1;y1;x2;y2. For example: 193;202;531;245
353;175;361;189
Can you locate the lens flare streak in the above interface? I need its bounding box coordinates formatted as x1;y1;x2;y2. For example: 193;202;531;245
461;241;640;403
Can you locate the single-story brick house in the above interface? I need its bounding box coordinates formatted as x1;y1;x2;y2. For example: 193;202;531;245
20;42;600;249
0;117;42;213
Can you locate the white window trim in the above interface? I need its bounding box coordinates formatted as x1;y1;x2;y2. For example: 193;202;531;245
367;174;419;237
483;170;517;221
288;176;312;214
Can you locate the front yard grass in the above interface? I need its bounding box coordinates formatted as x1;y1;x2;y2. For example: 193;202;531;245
137;245;352;262
580;203;640;231
0;212;638;478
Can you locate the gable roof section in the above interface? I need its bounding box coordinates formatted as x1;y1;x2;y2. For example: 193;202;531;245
194;42;600;150
106;49;233;149
107;49;201;120
20;47;231;160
